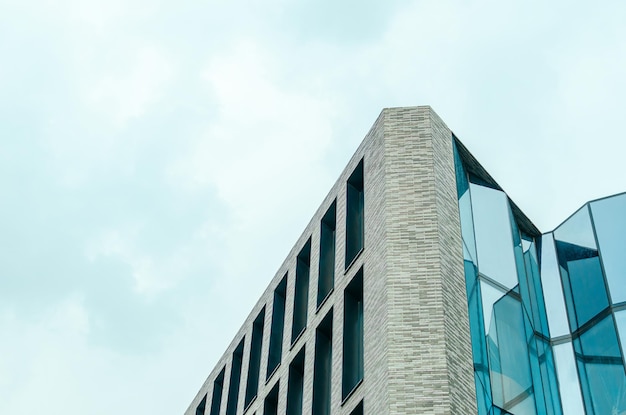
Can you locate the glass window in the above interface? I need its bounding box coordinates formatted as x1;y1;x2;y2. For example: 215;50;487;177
263;382;279;415
286;347;306;415
553;342;585;415
318;202;336;307
470;183;518;289
590;194;626;304
209;368;225;415
225;339;245;415
554;205;597;250
267;275;287;379
292;240;311;343
312;310;333;415
342;269;364;399
196;394;207;415
244;308;265;408
540;233;570;337
574;315;626;415
615;310;626;367
345;160;364;268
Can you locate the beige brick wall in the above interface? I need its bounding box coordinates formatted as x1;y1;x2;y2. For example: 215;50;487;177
184;106;476;415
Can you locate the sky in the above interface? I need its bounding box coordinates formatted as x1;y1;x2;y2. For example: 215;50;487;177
1;0;625;414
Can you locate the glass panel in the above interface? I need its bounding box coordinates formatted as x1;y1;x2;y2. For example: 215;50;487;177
470;183;518;289
554;205;597;250
616;310;626;367
481;280;507;333
487;293;536;414
556;240;609;331
591;194;626;304
210;368;226;415
574;315;626;415
553;342;585;415
540;233;570;337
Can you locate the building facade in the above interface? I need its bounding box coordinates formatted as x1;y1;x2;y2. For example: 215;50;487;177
185;107;626;415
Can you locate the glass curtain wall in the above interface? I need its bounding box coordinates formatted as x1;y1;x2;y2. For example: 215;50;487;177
453;141;561;415
454;138;626;415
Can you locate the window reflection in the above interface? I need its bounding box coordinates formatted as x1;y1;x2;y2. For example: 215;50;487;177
540;234;570;338
470;183;519;290
591;194;626;304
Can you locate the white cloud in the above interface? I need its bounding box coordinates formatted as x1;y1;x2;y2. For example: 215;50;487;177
86;46;174;126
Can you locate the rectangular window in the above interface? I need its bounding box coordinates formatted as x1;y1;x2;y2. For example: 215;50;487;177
209;368;225;415
291;239;311;343
225;339;245;415
196;394;207;415
263;382;280;415
350;400;364;415
267;274;287;379
342;268;364;399
286;347;306;415
345;160;364;268
244;308;265;408
318;202;336;307
312;309;333;415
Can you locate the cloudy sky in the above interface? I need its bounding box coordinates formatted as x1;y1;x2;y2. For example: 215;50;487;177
1;0;625;414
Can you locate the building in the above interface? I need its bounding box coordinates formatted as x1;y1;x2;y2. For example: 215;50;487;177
184;106;626;415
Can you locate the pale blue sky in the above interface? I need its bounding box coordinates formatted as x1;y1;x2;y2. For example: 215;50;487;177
1;1;625;414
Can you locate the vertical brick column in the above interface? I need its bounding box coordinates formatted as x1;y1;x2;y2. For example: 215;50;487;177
383;107;476;414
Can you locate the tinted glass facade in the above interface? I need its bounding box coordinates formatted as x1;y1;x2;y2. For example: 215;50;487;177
454;140;626;415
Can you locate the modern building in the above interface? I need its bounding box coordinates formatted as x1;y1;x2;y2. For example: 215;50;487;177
184;106;626;415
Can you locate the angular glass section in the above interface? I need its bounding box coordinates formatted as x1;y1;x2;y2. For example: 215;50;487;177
573;314;626;415
318;201;336;307
292;239;311;343
209;368;225;415
487;293;536;414
541;234;570;338
553;342;584;415
616;310;626;367
555;238;609;331
554;206;598;250
591;193;626;304
349;400;364;415
470;183;518;289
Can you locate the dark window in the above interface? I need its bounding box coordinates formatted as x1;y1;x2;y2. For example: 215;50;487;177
196;394;207;415
244;308;265;408
286;347;306;415
209;368;225;415
263;382;280;415
350;400;364;415
225;339;245;415
345;160;364;268
291;239;311;343
318;202;336;307
312;309;333;415
267;274;287;379
342;268;364;399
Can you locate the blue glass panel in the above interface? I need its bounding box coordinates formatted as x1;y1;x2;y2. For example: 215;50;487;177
522;239;550;338
553;342;585;415
470;183;518;289
590;194;626;304
540;234;570;337
616;310;626;368
487;293;536;414
481;280;506;333
556;240;609;331
554;205;597;250
573;315;626;415
453;141;469;199
536;339;563;415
